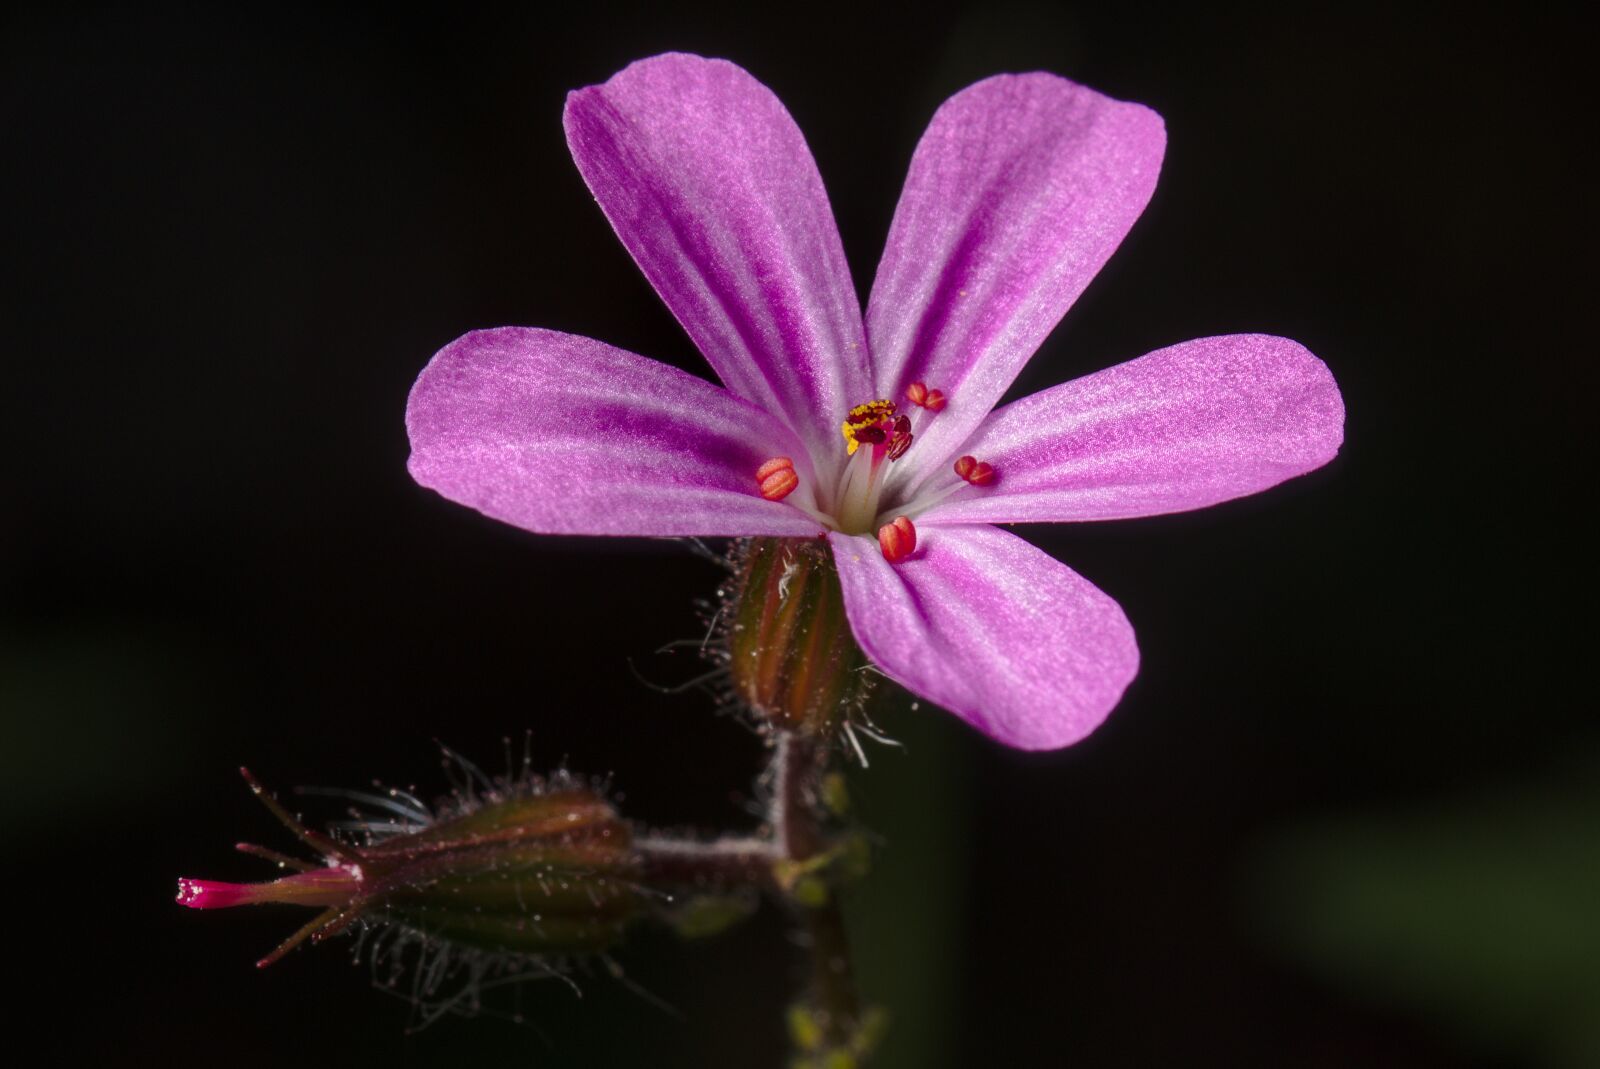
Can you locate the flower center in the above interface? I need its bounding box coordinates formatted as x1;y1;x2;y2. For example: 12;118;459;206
834;398;914;534
752;381;999;556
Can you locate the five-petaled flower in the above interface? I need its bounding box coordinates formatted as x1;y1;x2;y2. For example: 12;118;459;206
406;54;1344;750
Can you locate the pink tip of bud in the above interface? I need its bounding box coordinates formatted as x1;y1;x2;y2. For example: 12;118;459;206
177;866;361;912
906;382;946;412
176;878;260;910
756;456;799;501
878;516;916;563
954;455;995;486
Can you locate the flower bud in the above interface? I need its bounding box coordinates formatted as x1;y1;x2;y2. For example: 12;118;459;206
178;768;642;967
723;538;873;735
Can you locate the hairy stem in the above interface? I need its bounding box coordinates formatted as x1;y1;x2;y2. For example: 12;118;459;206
773;729;826;858
772;730;861;1046
632;836;778;889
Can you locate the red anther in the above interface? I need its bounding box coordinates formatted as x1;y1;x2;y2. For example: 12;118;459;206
906;382;947;412
954;455;995;486
756;457;792;481
854;425;887;446
885;414;913;461
877;516;916;562
756;457;799;501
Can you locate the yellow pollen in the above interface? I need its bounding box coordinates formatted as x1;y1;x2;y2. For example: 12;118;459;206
841;399;895;455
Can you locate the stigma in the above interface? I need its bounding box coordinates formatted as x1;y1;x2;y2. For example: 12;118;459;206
840;400;914;462
841;400;897;456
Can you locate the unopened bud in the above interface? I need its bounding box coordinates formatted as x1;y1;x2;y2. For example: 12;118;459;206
723;538;873;735
178;767;642;967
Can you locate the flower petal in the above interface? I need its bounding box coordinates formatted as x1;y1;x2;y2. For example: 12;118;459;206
922;335;1344;524
564;53;870;461
866;73;1165;477
828;525;1137;750
407;327;823;537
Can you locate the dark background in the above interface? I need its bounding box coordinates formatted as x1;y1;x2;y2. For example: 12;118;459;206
4;4;1589;1067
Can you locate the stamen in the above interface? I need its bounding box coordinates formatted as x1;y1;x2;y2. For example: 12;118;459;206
885;415;912;461
954;455;995;486
837;399;920;532
905;382;947;412
877;516;916;562
756;456;799;501
834;444;879;533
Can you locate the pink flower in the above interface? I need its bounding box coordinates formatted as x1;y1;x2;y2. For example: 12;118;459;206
406;54;1344;750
